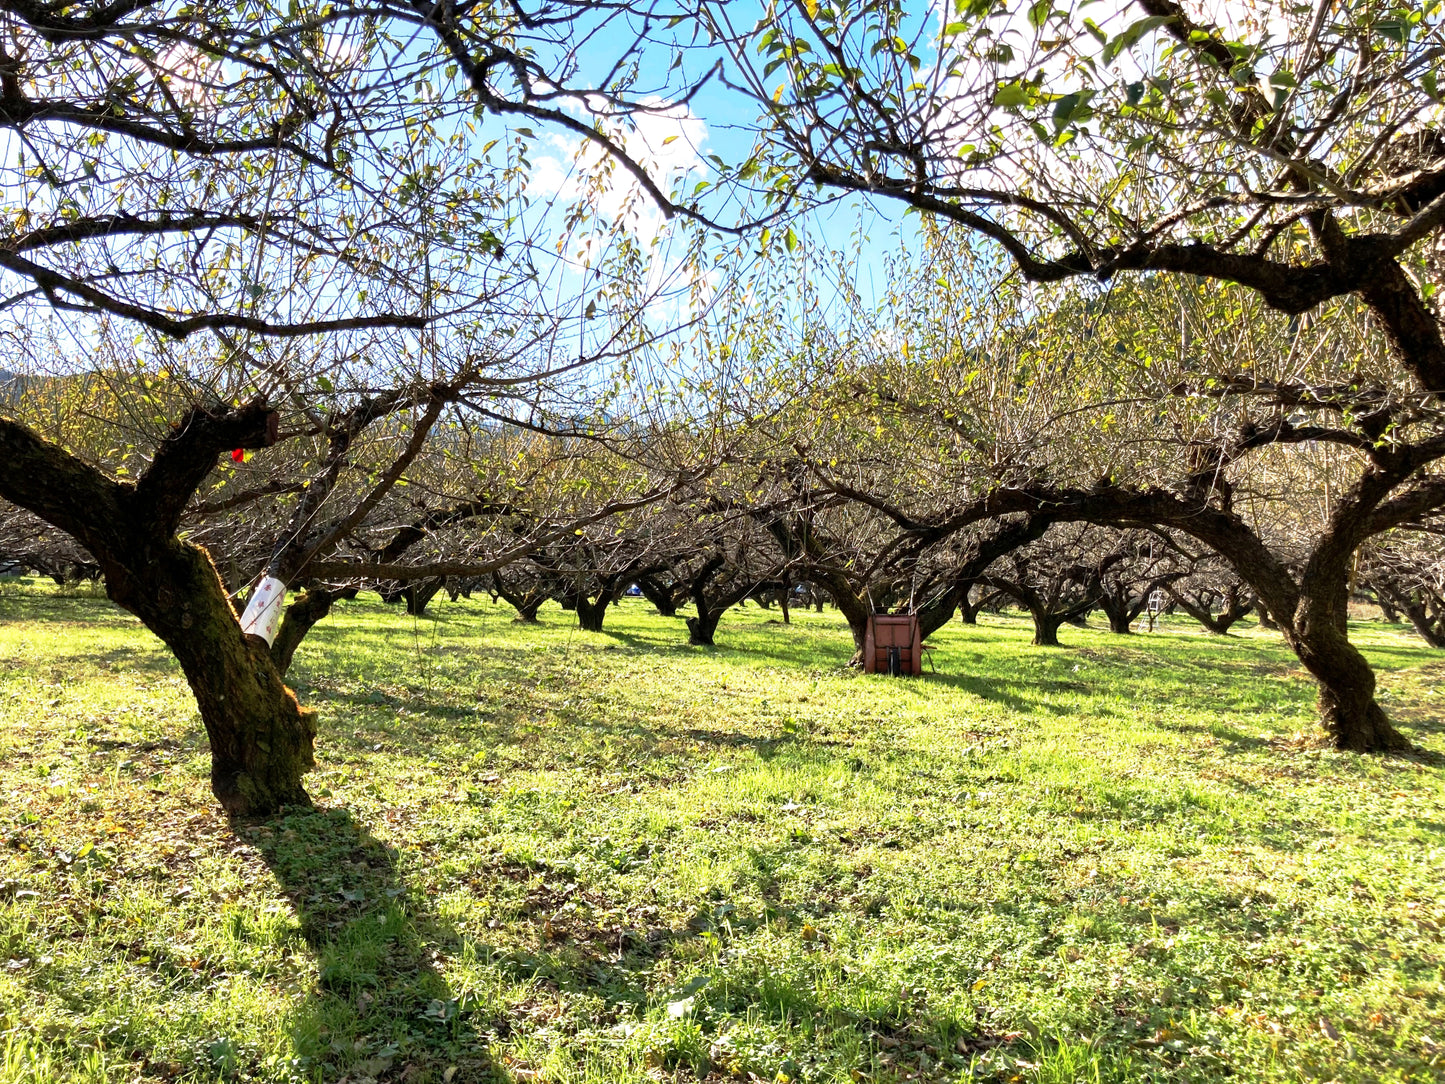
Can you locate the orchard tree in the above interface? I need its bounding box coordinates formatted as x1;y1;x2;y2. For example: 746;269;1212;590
0;0;753;813
688;0;1445;751
808;249;1442;750
1363;525;1445;647
1166;557;1258;636
1091;531;1187;635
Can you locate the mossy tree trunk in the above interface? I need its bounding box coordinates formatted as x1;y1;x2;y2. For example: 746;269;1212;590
0;402;316;815
271;587;344;677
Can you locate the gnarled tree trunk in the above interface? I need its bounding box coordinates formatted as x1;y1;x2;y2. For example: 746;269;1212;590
272;587;344;677
636;574;679;617
686;604;723;645
575;594;609;632
1;403;316;815
405;577;443;615
1289;615;1410;751
492;572;544;623
958;585;980;625
1285;551;1412;752
1032;609;1067;647
119;544;316;812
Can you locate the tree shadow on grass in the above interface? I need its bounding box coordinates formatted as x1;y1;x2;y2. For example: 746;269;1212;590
232;806;497;1083
230;807;746;1083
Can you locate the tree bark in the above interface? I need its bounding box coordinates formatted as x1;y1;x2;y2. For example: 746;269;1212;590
1033;610;1065;647
1289;616;1411;751
636;574;679;617
979;572;1091;648
1397;594;1445;648
404;578;443;615
0;404;315;814
132;544;316;812
576;595;609;631
1281;468;1413;751
1101;601;1137;634
1369;580;1403;624
271;587;343;677
1166;585;1252;635
492;573;544;622
686;607;722;646
685;555;726;646
958;585;980;625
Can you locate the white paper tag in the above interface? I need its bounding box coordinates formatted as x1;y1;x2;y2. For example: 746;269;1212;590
239;575;286;645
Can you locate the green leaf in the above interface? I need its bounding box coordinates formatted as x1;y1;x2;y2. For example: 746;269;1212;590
1102;15;1175;66
784;226;798;253
1051;89;1094;132
1375;18;1408;43
993;81;1030;108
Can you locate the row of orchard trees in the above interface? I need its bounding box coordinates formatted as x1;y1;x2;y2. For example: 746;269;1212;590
2;0;1445;814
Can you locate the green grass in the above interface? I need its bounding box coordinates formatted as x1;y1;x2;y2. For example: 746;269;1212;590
1;579;1443;1083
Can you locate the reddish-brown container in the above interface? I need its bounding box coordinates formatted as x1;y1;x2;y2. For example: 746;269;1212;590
864;614;923;676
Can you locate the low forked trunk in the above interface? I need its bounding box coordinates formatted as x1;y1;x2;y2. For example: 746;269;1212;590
271;587;342;677
114;541;316;814
1102;602;1136;634
686;607;721;646
576;596;608;632
405;578;443;615
636;575;679;617
2;403;316;816
1032;609;1065;647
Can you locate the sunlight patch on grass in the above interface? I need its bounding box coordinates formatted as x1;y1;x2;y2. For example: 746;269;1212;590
1;584;1443;1082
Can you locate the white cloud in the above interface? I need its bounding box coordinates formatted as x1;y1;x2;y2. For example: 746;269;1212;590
526;96;709;250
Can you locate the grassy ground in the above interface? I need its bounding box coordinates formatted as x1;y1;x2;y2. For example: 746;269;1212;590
0;579;1443;1084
